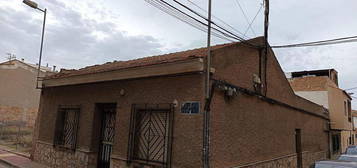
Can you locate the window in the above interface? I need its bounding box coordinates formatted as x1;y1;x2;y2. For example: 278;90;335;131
54;105;80;150
181;102;200;114
332;134;340;154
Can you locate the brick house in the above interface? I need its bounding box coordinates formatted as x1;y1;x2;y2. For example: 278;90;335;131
0;59;54;127
32;37;329;168
288;69;353;158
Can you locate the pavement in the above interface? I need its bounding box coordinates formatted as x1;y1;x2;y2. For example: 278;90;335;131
0;148;47;168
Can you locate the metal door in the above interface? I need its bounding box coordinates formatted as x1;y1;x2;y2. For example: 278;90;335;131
98;105;116;168
128;104;174;168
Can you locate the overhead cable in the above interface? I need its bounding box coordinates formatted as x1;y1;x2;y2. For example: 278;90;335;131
272;36;357;48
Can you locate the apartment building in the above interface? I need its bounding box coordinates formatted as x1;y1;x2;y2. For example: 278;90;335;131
288;69;353;158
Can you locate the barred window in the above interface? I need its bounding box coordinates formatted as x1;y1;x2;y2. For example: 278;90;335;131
54;105;80;150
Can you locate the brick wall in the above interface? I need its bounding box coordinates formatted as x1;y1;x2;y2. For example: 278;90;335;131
0;105;37;127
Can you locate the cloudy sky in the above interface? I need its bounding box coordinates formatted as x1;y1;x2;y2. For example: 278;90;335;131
0;0;356;107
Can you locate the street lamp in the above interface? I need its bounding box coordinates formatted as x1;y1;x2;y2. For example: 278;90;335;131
23;0;47;89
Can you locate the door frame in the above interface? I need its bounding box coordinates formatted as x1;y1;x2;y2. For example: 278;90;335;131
96;103;117;168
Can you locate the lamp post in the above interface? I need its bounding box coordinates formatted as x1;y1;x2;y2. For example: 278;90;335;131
23;0;47;89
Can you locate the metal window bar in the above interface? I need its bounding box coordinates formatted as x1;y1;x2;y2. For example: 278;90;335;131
127;104;174;168
98;105;117;168
53;105;80;150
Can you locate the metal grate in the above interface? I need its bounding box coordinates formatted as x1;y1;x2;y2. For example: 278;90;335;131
128;104;174;167
98;104;117;168
54;105;80;150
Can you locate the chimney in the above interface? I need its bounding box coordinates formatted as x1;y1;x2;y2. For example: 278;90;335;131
53;65;56;72
46;63;49;67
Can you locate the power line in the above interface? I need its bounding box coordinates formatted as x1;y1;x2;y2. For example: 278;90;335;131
235;0;256;36
150;1;233;41
243;3;263;36
173;0;260;47
272;35;357;48
146;0;260;48
185;0;248;39
146;0;235;42
172;0;247;41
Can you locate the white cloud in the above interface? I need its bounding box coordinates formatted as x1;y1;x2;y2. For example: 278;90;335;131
0;0;356;108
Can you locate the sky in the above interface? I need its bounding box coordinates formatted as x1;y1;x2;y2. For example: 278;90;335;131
0;0;356;108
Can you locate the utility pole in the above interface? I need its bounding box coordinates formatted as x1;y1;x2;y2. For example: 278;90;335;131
203;0;212;167
263;0;269;96
264;0;269;47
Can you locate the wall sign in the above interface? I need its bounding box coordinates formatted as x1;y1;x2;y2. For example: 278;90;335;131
181;102;200;114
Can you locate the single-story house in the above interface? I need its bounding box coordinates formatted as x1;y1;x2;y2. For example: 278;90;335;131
32;37;330;168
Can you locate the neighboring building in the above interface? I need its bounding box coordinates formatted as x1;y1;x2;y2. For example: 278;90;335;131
288;69;353;158
32;37;329;168
352;110;357;144
0;59;54;127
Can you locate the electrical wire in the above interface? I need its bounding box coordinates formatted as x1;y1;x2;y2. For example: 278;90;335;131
146;0;234;42
172;0;247;41
146;0;261;48
163;0;260;48
244;3;263;36
272;36;357;48
235;0;256;36
185;0;248;39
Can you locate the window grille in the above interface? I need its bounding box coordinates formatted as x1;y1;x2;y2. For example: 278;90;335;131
128;104;174;167
54;105;80;150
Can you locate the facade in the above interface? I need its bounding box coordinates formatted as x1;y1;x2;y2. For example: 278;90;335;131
32;37;329;168
0;59;54;127
288;69;353;158
352;110;357;144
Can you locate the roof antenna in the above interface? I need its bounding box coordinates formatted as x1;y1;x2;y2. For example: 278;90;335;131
6;53;16;61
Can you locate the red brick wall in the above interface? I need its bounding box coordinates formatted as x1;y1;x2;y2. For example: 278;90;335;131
35;74;205;168
209;39;329;167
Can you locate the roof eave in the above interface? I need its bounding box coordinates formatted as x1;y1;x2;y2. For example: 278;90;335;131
43;58;205;88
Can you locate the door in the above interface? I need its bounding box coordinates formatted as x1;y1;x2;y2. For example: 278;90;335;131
295;129;302;168
128;104;174;168
97;104;117;168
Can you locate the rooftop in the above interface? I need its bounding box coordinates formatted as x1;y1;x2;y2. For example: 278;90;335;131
0;59;53;72
45;37;264;80
288;76;335;91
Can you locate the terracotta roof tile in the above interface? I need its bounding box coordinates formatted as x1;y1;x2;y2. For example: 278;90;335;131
46;42;240;79
45;36;267;80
